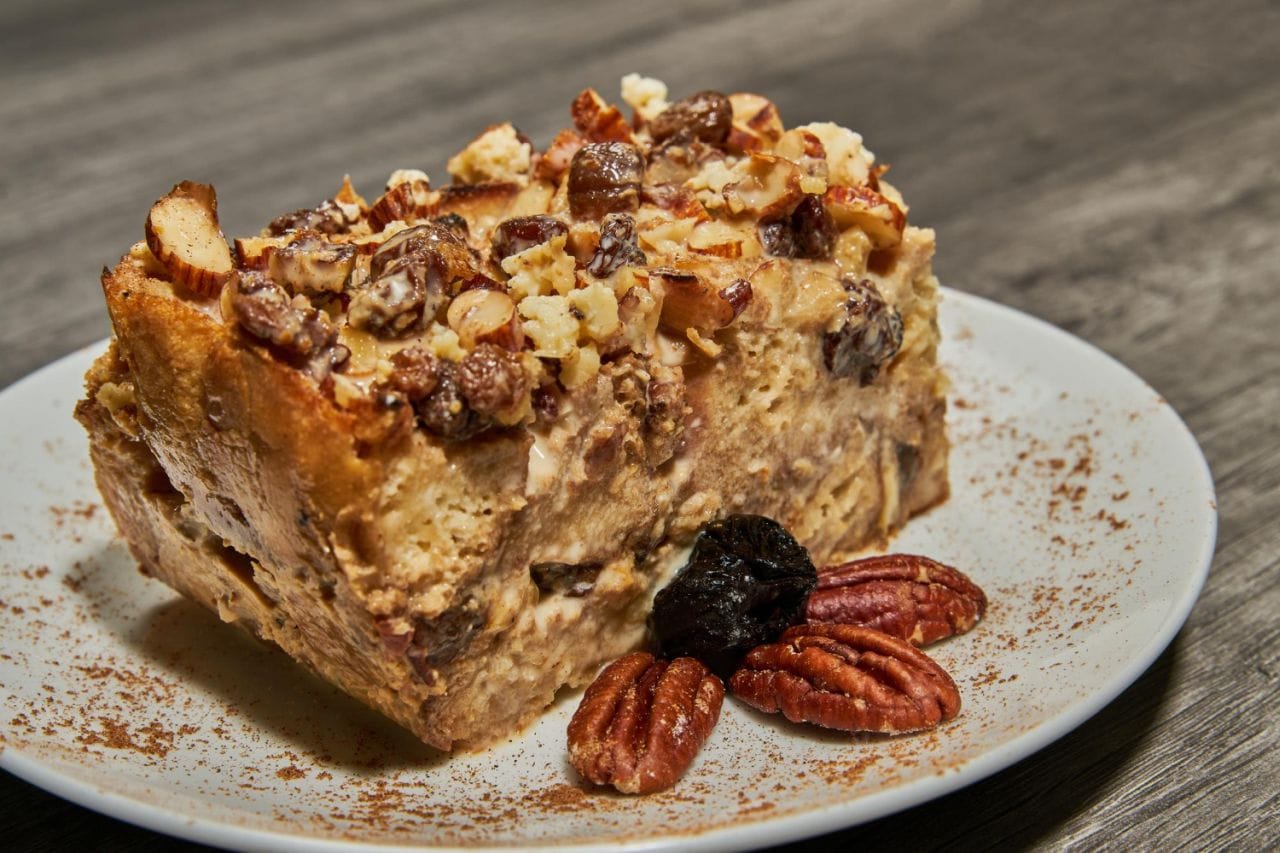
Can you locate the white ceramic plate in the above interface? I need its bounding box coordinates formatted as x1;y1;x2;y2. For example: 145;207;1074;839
0;288;1216;851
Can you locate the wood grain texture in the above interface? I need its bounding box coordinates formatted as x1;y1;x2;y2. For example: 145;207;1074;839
1;0;1277;849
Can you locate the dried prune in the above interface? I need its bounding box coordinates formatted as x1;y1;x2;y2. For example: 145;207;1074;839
568;142;644;220
586;213;646;278
822;277;903;384
490;215;568;262
648;91;732;145
650;515;816;679
267;230;356;296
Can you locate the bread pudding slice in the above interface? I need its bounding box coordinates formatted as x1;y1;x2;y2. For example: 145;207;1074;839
75;77;948;751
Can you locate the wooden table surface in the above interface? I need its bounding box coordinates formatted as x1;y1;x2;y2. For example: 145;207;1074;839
2;0;1277;849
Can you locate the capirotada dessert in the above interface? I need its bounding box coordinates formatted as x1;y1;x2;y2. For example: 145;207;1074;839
75;75;949;751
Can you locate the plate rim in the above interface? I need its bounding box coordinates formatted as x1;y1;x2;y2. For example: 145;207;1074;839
0;287;1218;852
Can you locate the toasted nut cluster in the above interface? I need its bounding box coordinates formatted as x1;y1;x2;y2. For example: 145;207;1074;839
729;623;961;734
807;554;987;646
140;76;914;446
567;652;723;794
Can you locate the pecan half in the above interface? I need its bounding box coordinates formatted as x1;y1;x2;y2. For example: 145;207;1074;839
807;554;987;646
729;623;960;734
568;653;724;794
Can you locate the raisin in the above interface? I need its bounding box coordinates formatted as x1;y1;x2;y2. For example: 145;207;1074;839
822;278;904;384
457;343;528;417
790;195;838;259
415;360;486;440
568;142;644;220
266;198;354;237
387;346;440;401
648;91;732;145
529;561;602;597
490;215;568;262
650;515;816;679
586;213;646;278
267;230;356;296
352;223;479;336
759;195;836;261
433;212;470;237
224;271;348;380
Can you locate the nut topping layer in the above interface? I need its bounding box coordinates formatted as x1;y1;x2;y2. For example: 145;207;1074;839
729;622;960;734
133;76;915;444
567;652;724;794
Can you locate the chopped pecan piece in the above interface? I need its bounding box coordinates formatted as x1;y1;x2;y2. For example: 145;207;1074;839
586;213;646;278
807;554;987;646
570;88;636;144
568;652;724;794
729;623;960;733
367;176;433;231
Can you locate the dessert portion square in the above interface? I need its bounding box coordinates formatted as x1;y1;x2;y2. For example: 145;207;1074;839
77;77;947;750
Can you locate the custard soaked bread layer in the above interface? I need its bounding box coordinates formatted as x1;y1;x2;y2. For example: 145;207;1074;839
77;76;948;750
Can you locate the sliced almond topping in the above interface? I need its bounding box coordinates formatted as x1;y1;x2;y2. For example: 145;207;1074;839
144;181;234;296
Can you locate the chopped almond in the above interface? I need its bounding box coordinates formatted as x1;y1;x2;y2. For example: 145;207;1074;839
144;181;234;296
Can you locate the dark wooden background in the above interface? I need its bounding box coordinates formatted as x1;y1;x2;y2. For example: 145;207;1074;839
3;0;1277;849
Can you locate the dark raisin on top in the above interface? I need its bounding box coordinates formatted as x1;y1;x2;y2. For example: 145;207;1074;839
266;198;354;237
490;215;569;262
822;277;904;384
648;91;733;146
387;346;440;401
567;142;644;220
586;213;647;278
266;230;357;297
414;359;486;440
759;195;837;261
224;270;349;379
351;223;480;336
457;343;528;417
649;514;817;678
